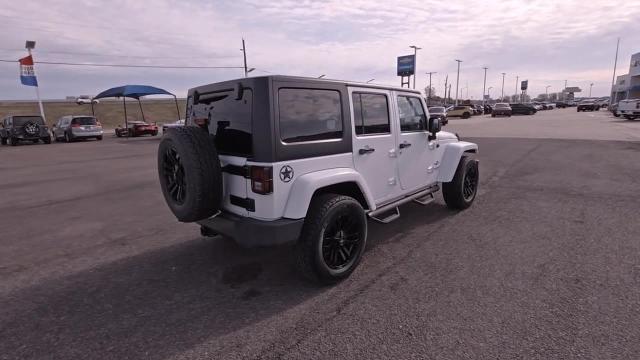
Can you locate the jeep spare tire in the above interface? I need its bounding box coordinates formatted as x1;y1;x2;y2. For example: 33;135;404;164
158;126;223;222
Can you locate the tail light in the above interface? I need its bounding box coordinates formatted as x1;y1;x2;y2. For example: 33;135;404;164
250;166;273;194
71;123;81;128
193;118;207;127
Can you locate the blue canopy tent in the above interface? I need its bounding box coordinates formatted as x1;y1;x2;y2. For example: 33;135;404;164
92;85;180;136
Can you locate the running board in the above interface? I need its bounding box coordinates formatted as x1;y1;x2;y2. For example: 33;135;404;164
368;185;439;224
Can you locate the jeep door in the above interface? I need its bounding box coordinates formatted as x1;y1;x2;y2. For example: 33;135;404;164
349;87;399;204
394;93;439;191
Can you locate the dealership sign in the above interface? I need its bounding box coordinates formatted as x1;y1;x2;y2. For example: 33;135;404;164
19;55;38;87
397;55;415;76
521;80;528;91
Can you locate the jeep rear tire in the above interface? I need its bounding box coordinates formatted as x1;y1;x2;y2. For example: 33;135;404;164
296;194;367;284
10;137;18;146
157;126;222;222
443;156;479;210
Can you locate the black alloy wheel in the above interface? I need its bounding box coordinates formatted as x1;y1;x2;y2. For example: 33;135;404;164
462;163;479;201
321;208;364;271
161;146;187;205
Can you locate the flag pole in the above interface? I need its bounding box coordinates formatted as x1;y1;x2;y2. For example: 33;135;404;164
27;48;46;123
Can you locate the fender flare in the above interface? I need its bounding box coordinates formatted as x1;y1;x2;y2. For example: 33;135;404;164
283;168;375;219
436;141;478;183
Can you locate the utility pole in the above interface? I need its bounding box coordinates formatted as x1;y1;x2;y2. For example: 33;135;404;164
455;59;462;105
610;37;620;106
425;71;436;105
443;74;448;106
564;79;567;101
501;72;506;101
241;38;248;78
409;45;422;89
482;67;488;107
589;83;594;97
515;75;519;103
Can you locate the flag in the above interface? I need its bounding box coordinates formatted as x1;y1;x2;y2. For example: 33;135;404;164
19;55;38;87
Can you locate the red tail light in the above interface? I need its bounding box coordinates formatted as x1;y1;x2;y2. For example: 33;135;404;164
71;123;81;127
250;166;273;195
194;118;207;127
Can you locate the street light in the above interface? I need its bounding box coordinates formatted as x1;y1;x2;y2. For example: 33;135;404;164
488;86;493;100
366;78;375;83
501;72;506;100
455;59;462;105
425;71;436;104
482;67;488;107
589;82;594;97
409;45;422;89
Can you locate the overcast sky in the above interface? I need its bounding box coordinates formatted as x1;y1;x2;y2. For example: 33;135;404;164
1;0;639;100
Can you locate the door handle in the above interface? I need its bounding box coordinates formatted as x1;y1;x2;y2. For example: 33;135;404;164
358;147;375;155
399;142;412;149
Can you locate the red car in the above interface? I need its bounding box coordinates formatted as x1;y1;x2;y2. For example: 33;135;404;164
115;121;158;137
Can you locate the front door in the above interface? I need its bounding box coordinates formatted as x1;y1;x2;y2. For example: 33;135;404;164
394;93;439;191
349;87;399;204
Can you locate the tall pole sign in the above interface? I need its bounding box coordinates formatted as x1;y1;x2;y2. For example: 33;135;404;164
20;41;46;122
397;55;415;88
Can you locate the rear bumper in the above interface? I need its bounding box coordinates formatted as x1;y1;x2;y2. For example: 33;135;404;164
71;130;103;137
197;212;304;248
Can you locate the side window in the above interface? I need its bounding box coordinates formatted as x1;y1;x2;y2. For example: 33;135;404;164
352;93;390;136
397;96;426;132
279;88;343;143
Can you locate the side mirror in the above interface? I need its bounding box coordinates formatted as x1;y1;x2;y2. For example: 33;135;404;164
428;117;441;141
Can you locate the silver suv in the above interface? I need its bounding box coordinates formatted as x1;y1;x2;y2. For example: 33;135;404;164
52;116;104;142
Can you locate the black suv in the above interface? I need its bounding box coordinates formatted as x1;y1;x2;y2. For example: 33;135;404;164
509;103;537;115
0;115;51;146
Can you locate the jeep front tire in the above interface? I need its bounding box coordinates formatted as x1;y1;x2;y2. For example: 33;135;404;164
296;194;367;284
443;156;479;210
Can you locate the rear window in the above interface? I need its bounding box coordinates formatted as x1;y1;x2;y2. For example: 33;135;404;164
278;88;343;143
190;89;253;157
13;116;44;126
71;117;97;125
352;93;390;136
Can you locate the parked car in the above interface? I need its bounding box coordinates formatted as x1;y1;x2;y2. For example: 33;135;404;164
52;115;103;142
427;106;448;125
491;103;512;117
555;101;569;108
596;98;610;108
473;104;484;115
157;75;479;284
577;101;600;112
510;103;537;115
0;115;51;146
544;102;556;109
76;96;99;105
447;105;474;119
162;119;185;134
531;102;545;110
617;99;640;120
115;121;159;137
484;104;493;114
610;102;620;117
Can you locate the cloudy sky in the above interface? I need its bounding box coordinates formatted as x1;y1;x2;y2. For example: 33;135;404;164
1;0;639;100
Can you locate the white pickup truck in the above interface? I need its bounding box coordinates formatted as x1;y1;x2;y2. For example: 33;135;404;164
617;99;640;120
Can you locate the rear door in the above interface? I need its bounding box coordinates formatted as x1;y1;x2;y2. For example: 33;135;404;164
349;87;399;204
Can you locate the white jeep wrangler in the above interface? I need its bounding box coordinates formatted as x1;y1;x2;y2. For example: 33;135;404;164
158;76;479;284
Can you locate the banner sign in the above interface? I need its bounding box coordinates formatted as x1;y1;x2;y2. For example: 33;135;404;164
19;55;38;87
397;55;415;76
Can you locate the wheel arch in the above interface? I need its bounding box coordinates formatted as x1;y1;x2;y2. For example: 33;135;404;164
436;141;479;183
283;168;375;219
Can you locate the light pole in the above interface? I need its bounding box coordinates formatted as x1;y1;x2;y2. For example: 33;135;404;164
564;79;567;101
488;86;493;101
501;72;506;100
425;71;436;104
455;59;462;105
515;75;519;103
589;83;594;97
545;85;551;100
409;45;422;89
241;38;248;78
482;67;488;107
366;78;375;83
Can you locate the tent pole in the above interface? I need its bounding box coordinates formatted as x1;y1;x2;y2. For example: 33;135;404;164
173;95;180;121
123;97;128;138
138;98;145;123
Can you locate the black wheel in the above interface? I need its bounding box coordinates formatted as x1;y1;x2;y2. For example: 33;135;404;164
116;130;122;138
491;114;496;118
43;137;51;144
65;132;73;143
32;139;40;144
528;110;534;115
158;126;222;222
10;137;18;146
443;156;479;210
462;112;470;119
96;136;103;141
0;136;6;145
296;194;367;284
151;131;158;136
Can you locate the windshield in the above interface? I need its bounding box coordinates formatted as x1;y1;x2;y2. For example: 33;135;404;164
429;107;445;113
13;116;45;126
71;117;97;125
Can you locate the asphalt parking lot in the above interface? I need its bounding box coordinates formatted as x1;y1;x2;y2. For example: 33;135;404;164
2;108;640;359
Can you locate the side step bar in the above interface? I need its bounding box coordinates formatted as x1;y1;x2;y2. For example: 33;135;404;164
368;185;439;224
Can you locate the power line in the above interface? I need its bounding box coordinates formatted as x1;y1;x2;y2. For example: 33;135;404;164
0;48;241;61
0;59;243;69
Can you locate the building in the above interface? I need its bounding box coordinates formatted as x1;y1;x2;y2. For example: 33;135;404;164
611;52;640;102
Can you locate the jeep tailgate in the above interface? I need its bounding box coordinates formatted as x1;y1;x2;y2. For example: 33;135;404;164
219;155;249;217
